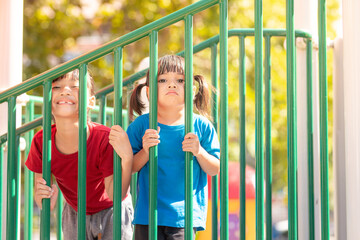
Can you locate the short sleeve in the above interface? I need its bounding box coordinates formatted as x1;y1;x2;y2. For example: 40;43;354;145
25;131;44;173
198;117;220;159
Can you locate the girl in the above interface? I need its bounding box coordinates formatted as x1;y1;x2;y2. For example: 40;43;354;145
26;70;134;239
126;55;220;239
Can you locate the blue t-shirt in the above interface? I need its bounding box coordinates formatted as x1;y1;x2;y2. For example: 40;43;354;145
126;113;220;230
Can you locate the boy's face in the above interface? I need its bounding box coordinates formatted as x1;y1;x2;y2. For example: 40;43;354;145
51;76;95;120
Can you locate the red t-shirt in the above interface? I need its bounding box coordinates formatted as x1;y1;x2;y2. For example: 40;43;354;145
25;122;114;215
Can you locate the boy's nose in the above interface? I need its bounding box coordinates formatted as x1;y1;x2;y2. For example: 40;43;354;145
60;87;71;95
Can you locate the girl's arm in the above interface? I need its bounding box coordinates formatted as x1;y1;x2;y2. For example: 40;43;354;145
34;173;59;210
108;125;134;199
182;133;220;176
132;128;160;173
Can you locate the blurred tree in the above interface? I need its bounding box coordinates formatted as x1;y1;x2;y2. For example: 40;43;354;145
23;0;340;192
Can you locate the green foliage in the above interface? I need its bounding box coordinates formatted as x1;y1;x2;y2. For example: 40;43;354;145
23;0;340;193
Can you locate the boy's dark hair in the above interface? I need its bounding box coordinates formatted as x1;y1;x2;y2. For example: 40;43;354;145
129;55;210;119
52;69;96;96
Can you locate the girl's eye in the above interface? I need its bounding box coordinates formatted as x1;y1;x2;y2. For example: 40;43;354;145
158;79;166;83
177;79;184;83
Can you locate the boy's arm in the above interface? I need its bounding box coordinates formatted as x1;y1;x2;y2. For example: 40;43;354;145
104;152;133;201
108;125;134;199
182;133;220;176
34;173;59;210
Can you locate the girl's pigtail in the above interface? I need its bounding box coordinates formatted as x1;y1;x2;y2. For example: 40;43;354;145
193;75;210;119
129;83;146;120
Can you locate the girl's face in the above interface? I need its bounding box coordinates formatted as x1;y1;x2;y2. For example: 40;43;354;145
156;71;185;109
51;76;95;119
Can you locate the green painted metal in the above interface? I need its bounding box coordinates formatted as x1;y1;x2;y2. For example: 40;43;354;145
219;0;229;239
238;36;246;240
255;0;264;239
0;118;43;145
6;96;17;240
99;95;107;125
25;101;35;240
114;47;124;239
149;31;158;240
57;191;63;240
41;80;52;240
78;64;88;239
264;36;272;240
0;0;220;105
318;0;330;239
185;14;194;240
16;136;21;237
286;0;298;239
210;43;219;240
306;39;315;240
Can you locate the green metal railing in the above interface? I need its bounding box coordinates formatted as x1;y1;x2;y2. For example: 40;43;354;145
0;0;330;239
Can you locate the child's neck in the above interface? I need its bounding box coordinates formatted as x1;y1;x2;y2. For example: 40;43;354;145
54;117;90;154
157;106;185;126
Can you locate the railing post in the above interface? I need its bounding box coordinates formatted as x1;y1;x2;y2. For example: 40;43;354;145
255;0;264;239
238;35;246;240
113;46;124;239
6;96;18;240
264;35;272;240
25;101;35;240
219;0;229;239
149;30;158;240
184;14;194;240
78;64;88;239
210;43;219;240
318;0;329;239
0;144;3;239
41;80;52;240
306;38;315;240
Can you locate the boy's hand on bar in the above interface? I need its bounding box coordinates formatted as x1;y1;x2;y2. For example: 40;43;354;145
34;177;59;211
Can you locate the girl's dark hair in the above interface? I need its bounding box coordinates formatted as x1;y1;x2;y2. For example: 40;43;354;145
52;69;96;96
129;55;210;119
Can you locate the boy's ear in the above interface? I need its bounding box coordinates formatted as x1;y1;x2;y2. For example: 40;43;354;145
87;95;96;110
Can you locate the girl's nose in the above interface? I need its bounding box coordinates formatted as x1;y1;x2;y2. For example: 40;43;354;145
167;80;177;88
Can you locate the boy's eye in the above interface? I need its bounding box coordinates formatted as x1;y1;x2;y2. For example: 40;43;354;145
52;86;60;90
71;85;79;89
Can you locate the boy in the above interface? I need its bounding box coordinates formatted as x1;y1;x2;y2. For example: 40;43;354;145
25;70;133;239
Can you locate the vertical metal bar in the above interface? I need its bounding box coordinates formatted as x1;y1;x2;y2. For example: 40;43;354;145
318;0;329;238
41;80;52;240
184;14;194;240
57;191;63;240
286;0;298;239
6;96;17;240
264;36;272;240
239;36;246;240
16;136;21;237
210;43;219;240
78;64;88;239
149;31;158;240
114;46;124;239
25;101;35;240
255;0;264;239
99;95;107;125
220;0;229;239
306;38;315;240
